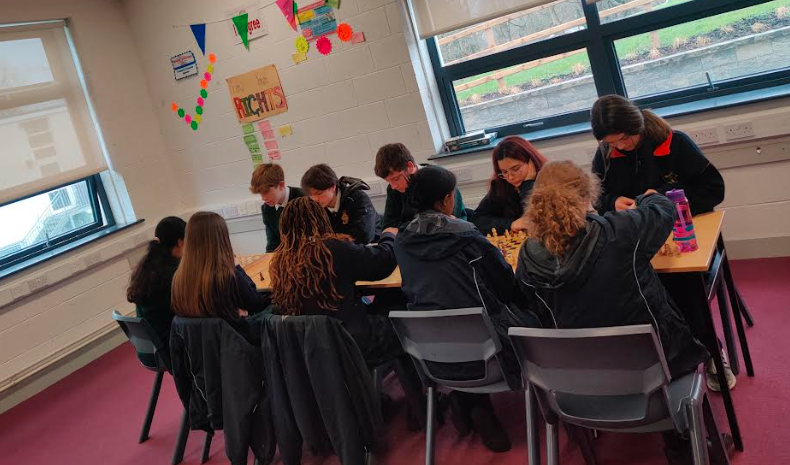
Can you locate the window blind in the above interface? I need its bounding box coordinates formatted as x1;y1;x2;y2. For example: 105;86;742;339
0;21;107;205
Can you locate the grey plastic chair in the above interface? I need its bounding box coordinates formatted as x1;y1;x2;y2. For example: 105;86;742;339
508;324;730;465
389;308;539;465
112;310;212;465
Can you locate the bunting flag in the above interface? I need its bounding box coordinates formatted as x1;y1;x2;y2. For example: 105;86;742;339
232;13;250;50
276;0;297;30
189;23;206;55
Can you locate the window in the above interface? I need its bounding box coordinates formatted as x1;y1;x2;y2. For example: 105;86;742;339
0;21;115;273
427;0;790;139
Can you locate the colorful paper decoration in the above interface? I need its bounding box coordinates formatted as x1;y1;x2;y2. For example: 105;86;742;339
292;52;307;64
279;125;293;137
295;36;309;54
337;23;352;42
327;0;340;8
226;65;288;124
276;0;297;31
169;54;217;131
316;36;332;55
190;24;207;55
350;31;366;44
231;13;250;50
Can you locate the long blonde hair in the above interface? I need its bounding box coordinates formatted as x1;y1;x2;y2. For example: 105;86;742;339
171;211;238;320
526;161;600;256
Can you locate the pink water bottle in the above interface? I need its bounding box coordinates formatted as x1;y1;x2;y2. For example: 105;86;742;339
666;189;698;253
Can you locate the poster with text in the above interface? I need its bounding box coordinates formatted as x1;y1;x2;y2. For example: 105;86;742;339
226;65;288;123
227;4;268;45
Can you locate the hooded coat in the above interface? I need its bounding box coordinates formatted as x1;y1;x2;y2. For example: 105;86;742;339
327;176;382;244
515;193;708;378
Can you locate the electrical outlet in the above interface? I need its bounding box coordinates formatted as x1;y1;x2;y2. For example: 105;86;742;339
689;127;720;146
223;205;241;218
367;181;383;196
10;283;30;300
28;276;48;292
724;122;755;141
83;252;102;268
451;168;473;182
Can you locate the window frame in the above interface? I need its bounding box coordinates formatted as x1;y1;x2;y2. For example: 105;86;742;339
0;174;116;271
428;0;790;139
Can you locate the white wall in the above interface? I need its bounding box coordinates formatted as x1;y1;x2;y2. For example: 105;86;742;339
0;0;182;411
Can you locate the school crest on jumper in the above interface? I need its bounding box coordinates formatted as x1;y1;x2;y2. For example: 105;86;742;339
663;171;679;185
341;211;350;225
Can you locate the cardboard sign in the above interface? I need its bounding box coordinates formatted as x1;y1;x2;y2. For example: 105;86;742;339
227;4;268;45
226;65;288;123
171;51;198;80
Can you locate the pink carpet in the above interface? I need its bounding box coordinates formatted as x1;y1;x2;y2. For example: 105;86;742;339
1;258;788;465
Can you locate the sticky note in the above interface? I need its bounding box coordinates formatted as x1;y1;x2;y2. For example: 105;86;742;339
243;134;258;145
242;123;254;135
247;143;261;152
292;52;307;64
297;10;314;23
351;32;366;44
268;150;281;160
261;129;276;140
278;125;293;137
265;140;279;150
327;0;340;7
257;120;272;131
251;152;264;165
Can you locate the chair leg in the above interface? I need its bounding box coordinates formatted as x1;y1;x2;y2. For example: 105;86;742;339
172;409;190;465
139;371;164;443
715;283;740;376
525;386;541;465
703;395;732;465
200;430;213;463
546;422;560;465
425;386;436;465
687;398;710;465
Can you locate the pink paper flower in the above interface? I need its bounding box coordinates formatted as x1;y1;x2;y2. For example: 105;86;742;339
316;36;332;56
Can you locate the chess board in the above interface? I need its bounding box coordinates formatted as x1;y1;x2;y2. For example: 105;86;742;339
236;254;267;268
486;230;528;267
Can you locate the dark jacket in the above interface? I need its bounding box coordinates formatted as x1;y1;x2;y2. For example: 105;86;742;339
205;266;271;345
515;193;709;378
381;165;468;229
473;179;535;235
170;317;276;465
134;258;178;366
262;186;305;252
592;130;725;215
291;233;397;352
394;212;538;388
327;177;381;244
261;315;383;465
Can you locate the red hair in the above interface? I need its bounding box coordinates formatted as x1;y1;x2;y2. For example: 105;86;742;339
489;136;549;214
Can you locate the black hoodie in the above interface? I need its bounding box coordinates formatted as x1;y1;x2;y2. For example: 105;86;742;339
327;176;382;245
515;193;709;378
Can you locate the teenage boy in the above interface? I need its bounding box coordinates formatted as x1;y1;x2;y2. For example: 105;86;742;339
374;143;467;229
249;163;304;252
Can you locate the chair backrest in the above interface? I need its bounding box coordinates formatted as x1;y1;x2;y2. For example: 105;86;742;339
112;310;168;371
389;308;507;390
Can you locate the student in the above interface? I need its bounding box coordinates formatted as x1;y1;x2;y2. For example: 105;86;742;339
269;196;401;367
591;94;725;215
473;136;548;235
171;212;270;344
394;165;540;453
301;164;381;244
374;143;467;229
515;161;715;465
126;216;185;365
249;163;304;252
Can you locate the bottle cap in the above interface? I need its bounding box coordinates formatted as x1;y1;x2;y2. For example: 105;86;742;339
665;189;686;202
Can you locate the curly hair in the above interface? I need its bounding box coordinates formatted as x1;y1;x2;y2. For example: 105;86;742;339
269;196;352;314
526;161;600;256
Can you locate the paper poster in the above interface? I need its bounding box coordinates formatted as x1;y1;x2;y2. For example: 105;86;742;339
227;4;268;45
226;65;288;123
268;150;281;161
171;51;198;80
264;140;279;150
299;5;337;41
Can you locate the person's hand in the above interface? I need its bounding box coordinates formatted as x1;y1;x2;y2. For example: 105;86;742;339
643;189;659;196
657;241;681;257
510;217;529;232
615;196;636;211
524;161;537;181
238;309;249;317
383;227;399;237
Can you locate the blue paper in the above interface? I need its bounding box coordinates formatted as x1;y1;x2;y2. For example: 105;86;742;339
190;24;206;56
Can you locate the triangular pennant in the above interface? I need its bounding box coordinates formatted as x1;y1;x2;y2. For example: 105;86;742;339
232;13;250;50
189;24;206;55
276;0;297;31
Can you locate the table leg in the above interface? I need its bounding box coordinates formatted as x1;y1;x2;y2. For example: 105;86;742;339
693;272;744;451
716;282;740;376
718;236;755;328
718;238;755;377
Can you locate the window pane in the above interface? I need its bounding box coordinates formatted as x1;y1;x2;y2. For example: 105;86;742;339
436;0;586;66
0;181;95;261
0;99;88;192
615;0;790;99
0;38;54;90
454;49;596;132
597;0;696;25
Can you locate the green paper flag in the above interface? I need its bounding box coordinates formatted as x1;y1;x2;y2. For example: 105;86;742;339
232;13;250;50
327;0;339;8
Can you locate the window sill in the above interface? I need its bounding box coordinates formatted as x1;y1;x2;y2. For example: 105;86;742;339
429;83;790;160
0;220;145;282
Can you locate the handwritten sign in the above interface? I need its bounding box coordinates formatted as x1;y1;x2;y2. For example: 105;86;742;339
226;4;268;45
226;65;288;124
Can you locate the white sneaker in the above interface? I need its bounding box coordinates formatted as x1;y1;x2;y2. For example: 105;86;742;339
706;350;737;392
